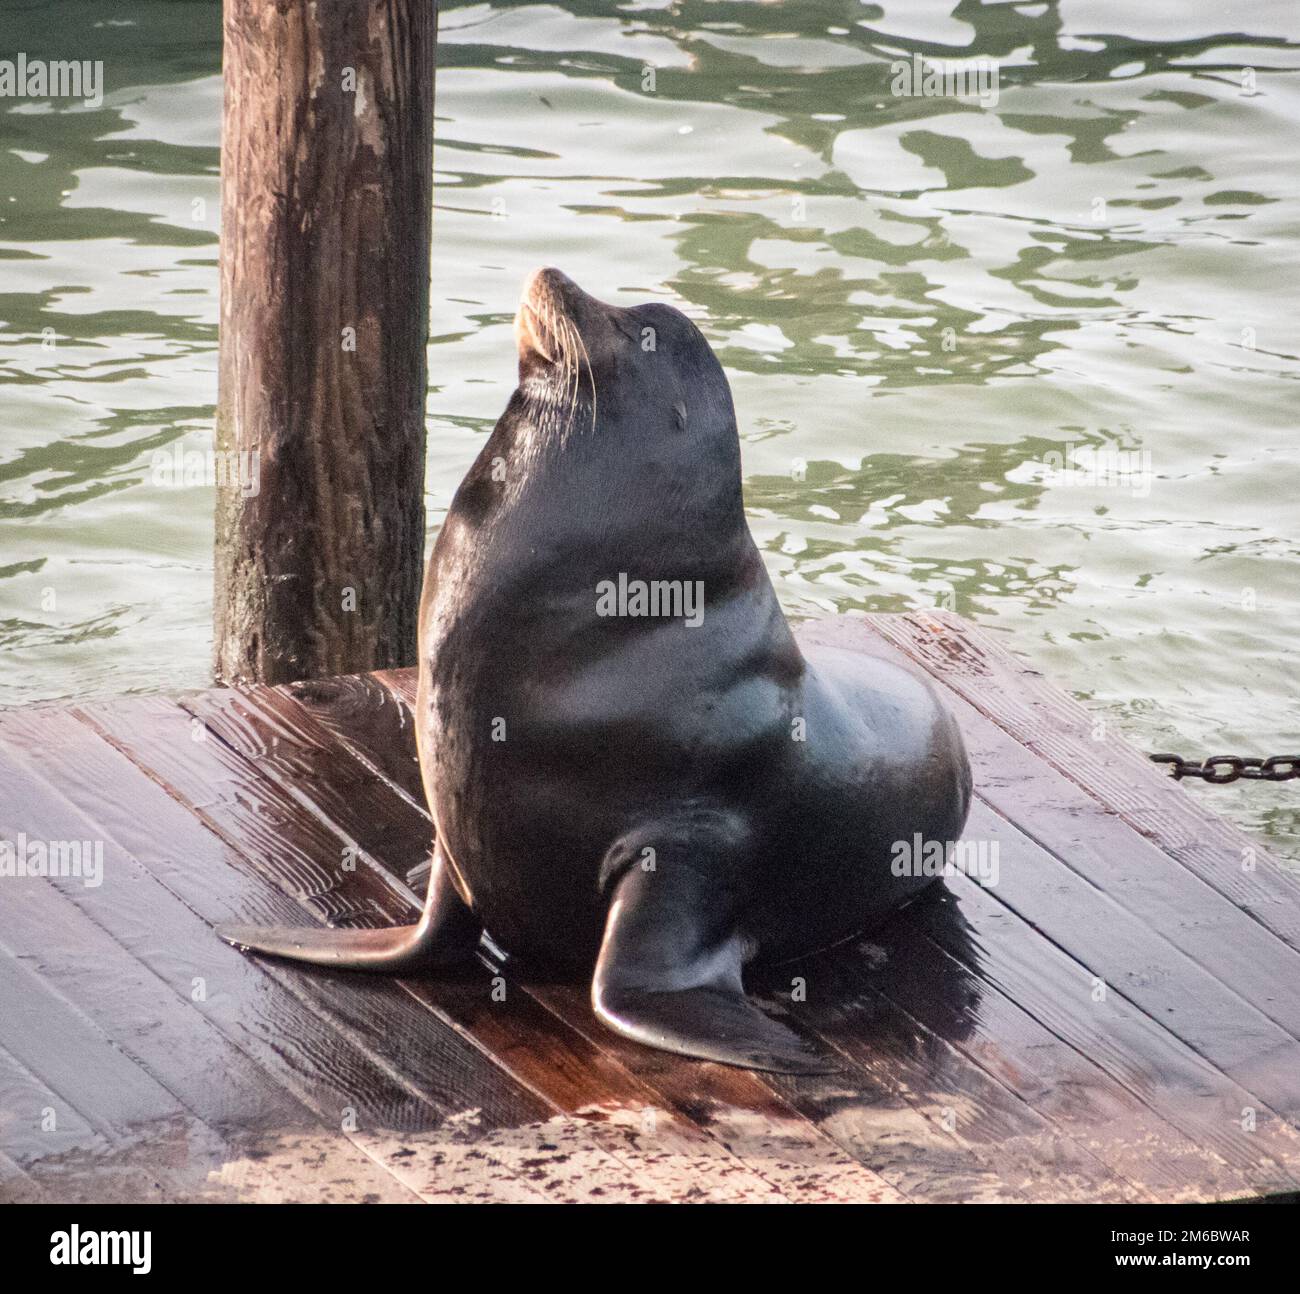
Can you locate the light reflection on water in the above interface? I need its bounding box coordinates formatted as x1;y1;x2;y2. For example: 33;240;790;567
0;1;1296;859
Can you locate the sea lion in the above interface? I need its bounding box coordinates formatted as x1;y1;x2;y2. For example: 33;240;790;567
218;268;972;1073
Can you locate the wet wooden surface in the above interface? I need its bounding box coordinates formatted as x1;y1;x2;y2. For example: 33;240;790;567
2;610;1298;1203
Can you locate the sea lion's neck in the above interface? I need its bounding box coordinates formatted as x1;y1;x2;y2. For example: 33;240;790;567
425;381;802;696
474;386;749;567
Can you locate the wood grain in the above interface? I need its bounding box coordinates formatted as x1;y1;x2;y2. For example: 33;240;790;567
214;0;435;684
2;611;1297;1201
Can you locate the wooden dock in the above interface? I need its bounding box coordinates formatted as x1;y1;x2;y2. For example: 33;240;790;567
2;611;1299;1204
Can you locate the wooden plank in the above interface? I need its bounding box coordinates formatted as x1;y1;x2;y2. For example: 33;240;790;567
3;609;1290;1200
0;1040;105;1172
0;1145;48;1204
0;942;243;1203
1;706;784;1202
0;784;319;1135
874;896;1273;1201
534;978;1038;1203
0;742;462;1201
526;981;909;1205
913;875;1300;1196
0;849;430;1198
364;675;1140;1200
77;692;419;926
759;947;1142;1202
865;611;1300;940
2;879;324;1145
0;1042;163;1205
0;715;460;1131
285;674;427;813
0;946;186;1137
167;684;864;1203
286;669;1031;1202
799;615;1300;1196
0;714;571;1203
67;696;549;1125
958;800;1300;1128
183;683;434;884
393;974;802;1203
348;673;1062;1201
801;617;1300;1052
963;799;1300;1121
775;939;1146;1201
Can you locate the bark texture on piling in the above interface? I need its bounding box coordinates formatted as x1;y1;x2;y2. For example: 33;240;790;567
215;0;436;684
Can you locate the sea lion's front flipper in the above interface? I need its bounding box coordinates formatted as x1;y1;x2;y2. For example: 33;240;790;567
215;844;481;972
591;816;836;1074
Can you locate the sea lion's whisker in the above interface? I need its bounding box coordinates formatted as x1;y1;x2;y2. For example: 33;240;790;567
534;290;596;433
567;317;597;433
554;306;578;419
566;319;583;425
539;298;571;434
555;313;580;429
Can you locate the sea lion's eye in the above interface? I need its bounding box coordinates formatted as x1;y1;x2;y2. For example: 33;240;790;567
673;401;687;431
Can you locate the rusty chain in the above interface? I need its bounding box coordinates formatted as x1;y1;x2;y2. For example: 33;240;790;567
1149;753;1300;784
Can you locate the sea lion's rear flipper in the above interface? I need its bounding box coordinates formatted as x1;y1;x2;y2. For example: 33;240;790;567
591;818;837;1074
215;844;480;973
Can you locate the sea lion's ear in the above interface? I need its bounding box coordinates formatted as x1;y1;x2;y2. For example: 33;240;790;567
672;401;687;431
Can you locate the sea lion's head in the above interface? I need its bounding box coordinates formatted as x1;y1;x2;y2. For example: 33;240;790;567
512;267;736;453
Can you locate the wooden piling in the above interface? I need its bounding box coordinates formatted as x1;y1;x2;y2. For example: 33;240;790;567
213;0;437;685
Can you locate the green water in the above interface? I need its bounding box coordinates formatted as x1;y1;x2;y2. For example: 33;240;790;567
1;1;1297;861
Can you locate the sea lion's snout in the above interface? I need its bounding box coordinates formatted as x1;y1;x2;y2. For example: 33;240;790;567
516;299;556;363
516;266;584;366
522;265;579;308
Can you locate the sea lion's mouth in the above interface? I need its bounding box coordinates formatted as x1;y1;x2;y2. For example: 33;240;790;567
514;267;599;427
515;300;557;364
517;267;582;367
